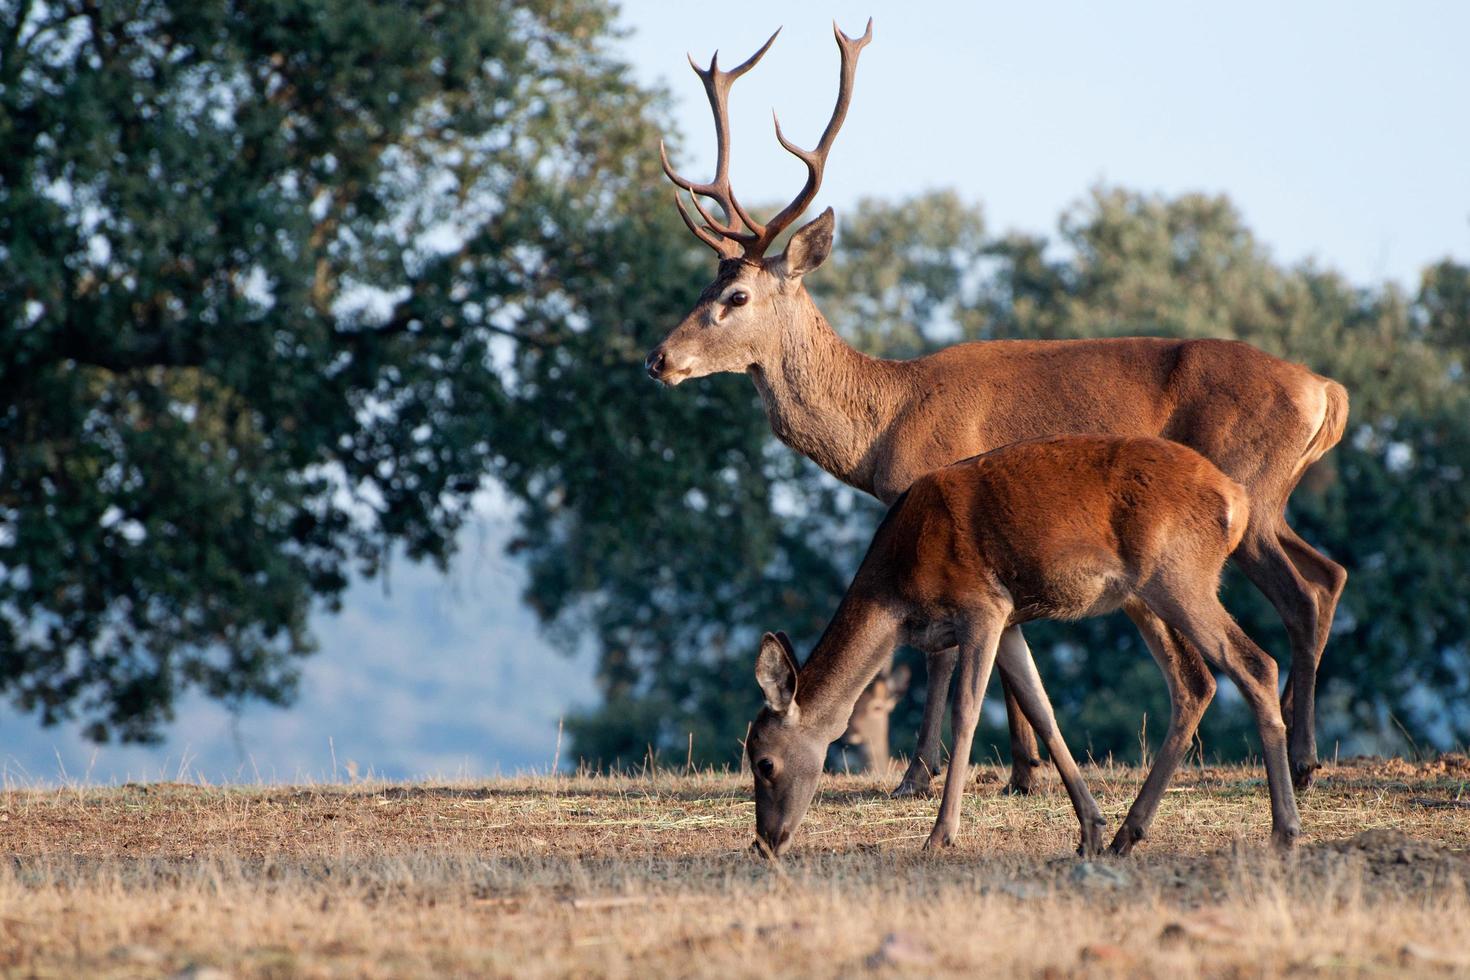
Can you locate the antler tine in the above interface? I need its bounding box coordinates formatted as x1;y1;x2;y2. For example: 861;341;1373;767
669;188;739;258
754;18;873;256
659;29;780;256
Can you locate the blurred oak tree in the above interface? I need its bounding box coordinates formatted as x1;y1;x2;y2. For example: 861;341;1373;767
0;0;783;742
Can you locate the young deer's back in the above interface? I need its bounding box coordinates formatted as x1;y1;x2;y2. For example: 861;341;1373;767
857;436;1250;630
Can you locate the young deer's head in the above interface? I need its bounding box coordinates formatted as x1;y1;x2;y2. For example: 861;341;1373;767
746;630;828;857
835;664;910;773
645;22;870;386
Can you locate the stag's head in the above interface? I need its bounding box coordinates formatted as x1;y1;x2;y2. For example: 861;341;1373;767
744;630;829;857
645;21;871;386
834;663;910;773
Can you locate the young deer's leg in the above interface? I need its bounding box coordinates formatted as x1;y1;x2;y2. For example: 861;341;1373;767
1000;635;1044;794
993;629;1107;856
1108;601;1216;856
894;646;956;798
1149;587;1302;852
1234;521;1327;790
925;618;1005;850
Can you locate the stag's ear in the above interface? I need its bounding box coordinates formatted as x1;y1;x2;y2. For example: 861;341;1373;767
888;663;912;700
777;208;834;280
756;631;800;716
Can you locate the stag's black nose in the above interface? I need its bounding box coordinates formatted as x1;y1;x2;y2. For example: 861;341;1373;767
645;348;667;380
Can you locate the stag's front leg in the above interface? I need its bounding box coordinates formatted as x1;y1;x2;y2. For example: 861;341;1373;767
925;620;1003;850
894;646;956;798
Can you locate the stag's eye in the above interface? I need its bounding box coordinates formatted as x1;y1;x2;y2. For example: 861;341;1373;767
756;758;776;780
727;290;749;308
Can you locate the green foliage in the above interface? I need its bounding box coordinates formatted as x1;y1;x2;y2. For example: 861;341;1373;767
0;0;677;740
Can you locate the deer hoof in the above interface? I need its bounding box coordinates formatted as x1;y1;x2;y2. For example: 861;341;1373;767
892;779;934;799
893;763;937;798
1078;818;1106;857
1291;760;1319;791
1107;824;1144;857
1003;757;1042;795
923;827;955;850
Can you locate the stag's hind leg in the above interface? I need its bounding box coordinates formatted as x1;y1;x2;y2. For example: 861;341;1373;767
1147;586;1301;852
1276;522;1347;781
994;629;1106;855
1108;601;1216;856
1235;520;1334;790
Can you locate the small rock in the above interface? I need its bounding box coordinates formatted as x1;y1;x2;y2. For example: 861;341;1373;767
1079;943;1130;963
1400;942;1467;968
996;880;1046;901
866;931;936;968
108;944;163;965
1068;861;1130;890
1157;914;1237;947
171;967;232;980
1158;923;1188;947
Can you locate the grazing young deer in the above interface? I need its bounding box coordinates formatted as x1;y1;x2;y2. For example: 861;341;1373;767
747;436;1302;858
649;21;1348;804
831;664;909;773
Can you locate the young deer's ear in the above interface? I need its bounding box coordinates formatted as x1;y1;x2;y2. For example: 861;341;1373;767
888;663;912;699
756;631;800;716
777;208;834;280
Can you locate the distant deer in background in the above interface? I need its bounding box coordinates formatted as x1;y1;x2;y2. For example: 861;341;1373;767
830;664;909;774
747;436;1302;858
647;21;1348;815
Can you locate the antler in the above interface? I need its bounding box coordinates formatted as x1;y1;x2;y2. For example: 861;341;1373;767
661;20;872;261
756;19;872;256
659;30;780;260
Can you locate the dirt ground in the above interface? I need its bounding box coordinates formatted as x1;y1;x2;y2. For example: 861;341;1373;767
1;755;1467;977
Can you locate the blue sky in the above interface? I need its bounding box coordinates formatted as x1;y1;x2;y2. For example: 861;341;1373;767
3;2;1466;783
623;0;1469;289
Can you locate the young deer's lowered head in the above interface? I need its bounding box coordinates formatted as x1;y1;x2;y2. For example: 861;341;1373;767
747;630;831;855
644;21;869;386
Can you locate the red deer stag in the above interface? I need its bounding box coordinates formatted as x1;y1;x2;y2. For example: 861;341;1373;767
747;436;1301;858
646;22;1348;820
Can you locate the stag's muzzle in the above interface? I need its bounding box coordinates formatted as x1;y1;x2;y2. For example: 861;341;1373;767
644;346;668;381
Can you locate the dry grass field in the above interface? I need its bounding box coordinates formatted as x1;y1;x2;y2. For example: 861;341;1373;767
1;755;1467;978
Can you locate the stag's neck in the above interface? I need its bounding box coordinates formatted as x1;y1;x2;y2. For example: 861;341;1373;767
796;591;900;742
748;307;912;496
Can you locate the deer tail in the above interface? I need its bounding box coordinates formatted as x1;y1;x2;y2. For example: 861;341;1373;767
1219;478;1251;554
1303;379;1350;470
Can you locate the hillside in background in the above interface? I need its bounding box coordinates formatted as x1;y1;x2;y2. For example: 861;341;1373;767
0;519;593;784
